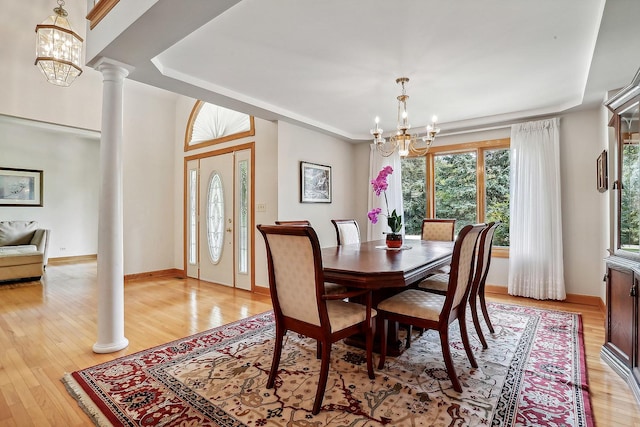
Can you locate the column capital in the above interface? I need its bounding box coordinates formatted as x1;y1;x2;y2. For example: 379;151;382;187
94;57;135;80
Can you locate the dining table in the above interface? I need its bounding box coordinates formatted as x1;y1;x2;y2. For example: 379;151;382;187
321;238;455;355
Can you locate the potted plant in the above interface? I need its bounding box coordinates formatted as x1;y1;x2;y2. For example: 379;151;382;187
368;166;403;248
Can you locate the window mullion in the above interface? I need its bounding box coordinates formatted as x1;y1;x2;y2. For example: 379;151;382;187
426;153;435;217
477;148;486;223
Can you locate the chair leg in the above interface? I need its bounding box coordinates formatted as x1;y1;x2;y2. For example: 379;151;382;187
406;325;412;349
479;286;495;333
377;316;388;370
470;294;488;349
267;325;285;389
316;340;321;359
458;315;478;368
439;327;462;392
312;340;331;415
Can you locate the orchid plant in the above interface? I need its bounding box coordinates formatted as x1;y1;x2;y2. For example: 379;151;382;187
367;166;402;234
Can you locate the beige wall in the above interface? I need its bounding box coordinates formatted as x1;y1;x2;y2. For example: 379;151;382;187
276;121;362;248
0;117;100;258
2;0;103;130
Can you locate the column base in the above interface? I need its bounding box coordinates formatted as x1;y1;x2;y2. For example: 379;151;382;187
92;337;129;354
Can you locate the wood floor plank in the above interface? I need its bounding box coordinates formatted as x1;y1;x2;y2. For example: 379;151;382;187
0;260;638;426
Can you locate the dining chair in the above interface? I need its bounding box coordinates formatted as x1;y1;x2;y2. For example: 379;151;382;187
468;221;501;347
331;219;361;246
275;220;311;226
421;218;456;241
275;220;346;295
417;222;500;349
257;224;376;414
376;223;485;393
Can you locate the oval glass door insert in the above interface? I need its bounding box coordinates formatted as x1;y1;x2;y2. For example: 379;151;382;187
207;172;224;264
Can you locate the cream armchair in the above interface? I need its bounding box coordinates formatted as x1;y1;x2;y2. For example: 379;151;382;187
0;221;50;282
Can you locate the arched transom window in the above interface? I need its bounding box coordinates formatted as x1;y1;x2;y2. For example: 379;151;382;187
184;101;255;151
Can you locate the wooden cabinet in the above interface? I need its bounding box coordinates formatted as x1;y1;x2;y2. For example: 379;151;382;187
603;68;640;404
604;263;634;366
602;258;640;402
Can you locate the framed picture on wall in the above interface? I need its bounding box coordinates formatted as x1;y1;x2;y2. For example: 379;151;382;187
0;167;43;206
597;150;608;193
300;161;331;203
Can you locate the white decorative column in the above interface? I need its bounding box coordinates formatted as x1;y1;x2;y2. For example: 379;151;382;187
92;59;132;353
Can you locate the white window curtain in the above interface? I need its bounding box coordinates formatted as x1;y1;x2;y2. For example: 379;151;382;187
367;145;404;241
508;117;565;300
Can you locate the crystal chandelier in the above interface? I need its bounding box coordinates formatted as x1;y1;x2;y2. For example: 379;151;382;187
35;0;83;87
371;77;439;157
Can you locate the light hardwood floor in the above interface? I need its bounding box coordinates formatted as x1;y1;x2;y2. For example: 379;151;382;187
0;260;638;426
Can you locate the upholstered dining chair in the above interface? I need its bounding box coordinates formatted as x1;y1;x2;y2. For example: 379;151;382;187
331;219;361;246
257;224;376;414
275;220;311;226
421;218;456;241
376;223;485;393
275;220;345;295
419;218;457;279
417;222;501;349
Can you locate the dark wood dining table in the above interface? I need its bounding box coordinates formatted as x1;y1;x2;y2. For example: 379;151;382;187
322;239;454;289
321;238;455;355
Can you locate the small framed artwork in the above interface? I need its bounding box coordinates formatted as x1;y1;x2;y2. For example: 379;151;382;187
300;161;331;203
597;150;608;193
0;167;44;206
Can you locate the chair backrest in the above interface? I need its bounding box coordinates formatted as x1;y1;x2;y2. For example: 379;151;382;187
421;219;456;241
472;221;501;290
257;224;327;328
443;223;486;315
331;219;360;246
275;220;311;226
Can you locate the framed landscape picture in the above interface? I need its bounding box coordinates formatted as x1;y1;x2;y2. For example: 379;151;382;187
0;167;43;206
300;161;331;203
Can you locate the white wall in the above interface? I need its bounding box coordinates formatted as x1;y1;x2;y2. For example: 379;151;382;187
276;121;361;248
0;118;100;258
3;0;103;130
559;108;609;298
121;82;178;275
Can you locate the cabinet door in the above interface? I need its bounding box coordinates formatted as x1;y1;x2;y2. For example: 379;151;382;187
606;266;634;367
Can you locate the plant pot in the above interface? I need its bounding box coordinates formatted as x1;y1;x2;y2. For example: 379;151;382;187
386;233;403;249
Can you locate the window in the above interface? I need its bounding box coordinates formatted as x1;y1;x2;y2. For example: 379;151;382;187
184;101;255;152
401;138;510;251
188;168;198;265
619;103;640;252
238;160;249;273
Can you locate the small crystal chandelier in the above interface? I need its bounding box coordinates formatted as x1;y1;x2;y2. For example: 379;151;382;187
371;77;440;157
35;0;83;87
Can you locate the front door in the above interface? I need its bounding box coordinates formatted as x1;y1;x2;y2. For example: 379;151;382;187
186;148;252;290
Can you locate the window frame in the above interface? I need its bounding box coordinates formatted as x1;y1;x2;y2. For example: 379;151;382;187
408;137;510;258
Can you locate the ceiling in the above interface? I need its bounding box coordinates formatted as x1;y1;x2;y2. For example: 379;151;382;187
86;0;640;141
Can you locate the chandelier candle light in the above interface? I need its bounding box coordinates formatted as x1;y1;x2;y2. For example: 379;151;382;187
35;0;83;87
371;77;440;157
368;166;403;248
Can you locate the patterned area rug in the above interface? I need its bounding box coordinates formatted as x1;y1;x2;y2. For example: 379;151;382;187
63;303;594;426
